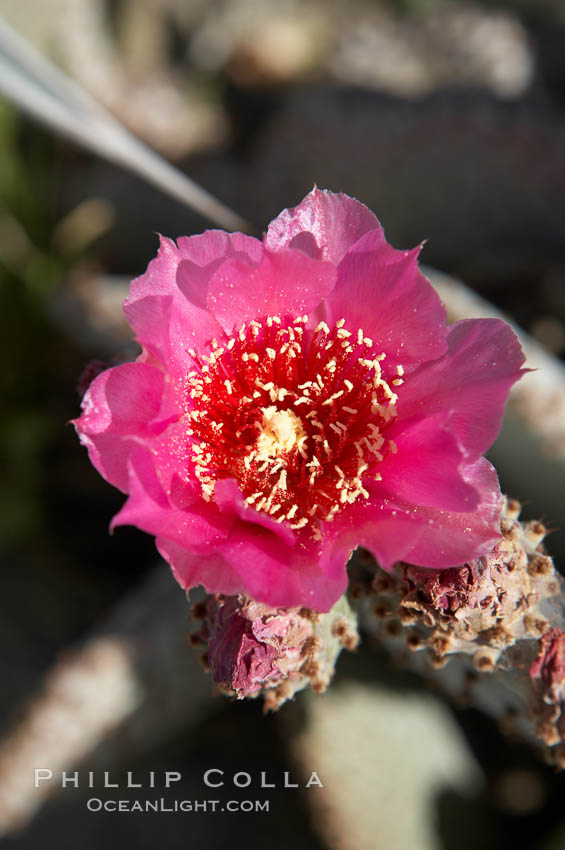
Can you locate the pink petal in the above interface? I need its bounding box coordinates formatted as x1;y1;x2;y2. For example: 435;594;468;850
157;539;244;597
378;413;481;511
324;457;502;572
158;522;346;611
73;362;175;491
124;233;262;379
325;231;448;368
322;508;418;578
214;478;296;547
392;319;526;460
215;526;347;611
148;417;201;498
398;458;503;567
265;187;382;264
111;446;233;549
176;230;263;266
206;246;336;334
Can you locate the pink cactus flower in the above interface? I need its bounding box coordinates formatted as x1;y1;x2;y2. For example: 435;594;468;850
74;189;525;612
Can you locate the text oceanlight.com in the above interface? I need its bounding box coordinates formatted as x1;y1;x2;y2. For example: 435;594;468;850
86;799;270;813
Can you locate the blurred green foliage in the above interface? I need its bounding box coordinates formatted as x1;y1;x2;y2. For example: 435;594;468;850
0;100;69;544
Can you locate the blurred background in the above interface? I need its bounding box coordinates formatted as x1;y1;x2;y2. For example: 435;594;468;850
1;0;565;848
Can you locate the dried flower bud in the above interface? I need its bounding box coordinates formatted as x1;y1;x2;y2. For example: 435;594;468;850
194;593;358;709
530;628;565;704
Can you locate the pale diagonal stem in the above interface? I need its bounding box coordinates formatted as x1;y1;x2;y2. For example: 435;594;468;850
0;17;251;233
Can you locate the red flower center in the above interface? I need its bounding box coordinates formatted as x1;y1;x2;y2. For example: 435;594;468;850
185;316;403;534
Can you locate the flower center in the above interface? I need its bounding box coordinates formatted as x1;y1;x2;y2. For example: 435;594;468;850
185;316;403;535
256;407;308;458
